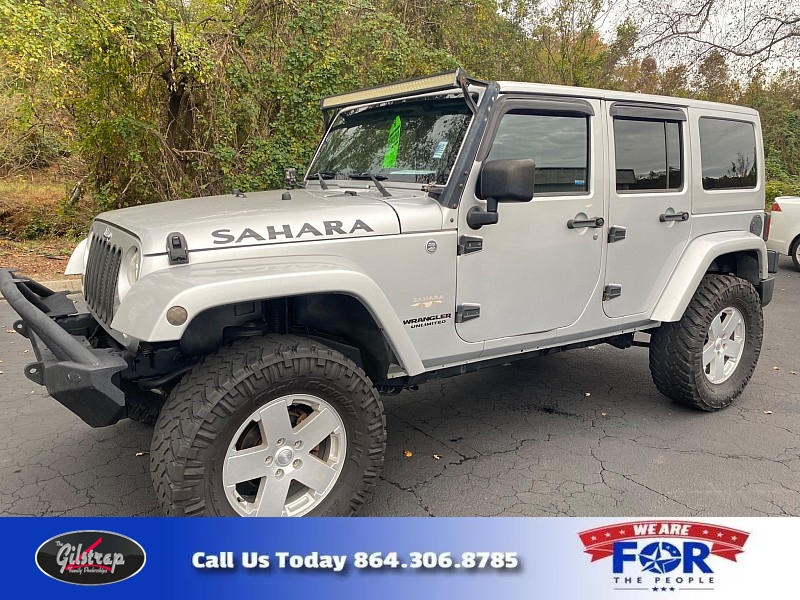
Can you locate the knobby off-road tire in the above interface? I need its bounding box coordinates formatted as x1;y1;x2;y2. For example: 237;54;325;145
150;335;386;516
125;398;161;425
125;390;164;425
790;236;800;272
649;274;763;411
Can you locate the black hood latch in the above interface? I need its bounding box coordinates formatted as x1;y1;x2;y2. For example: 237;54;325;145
167;232;189;265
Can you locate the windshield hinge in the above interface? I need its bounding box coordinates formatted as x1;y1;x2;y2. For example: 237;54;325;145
167;232;189;265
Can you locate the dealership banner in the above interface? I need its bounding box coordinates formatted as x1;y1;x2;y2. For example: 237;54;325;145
3;517;797;598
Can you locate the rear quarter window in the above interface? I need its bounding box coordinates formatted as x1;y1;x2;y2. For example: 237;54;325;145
699;118;757;190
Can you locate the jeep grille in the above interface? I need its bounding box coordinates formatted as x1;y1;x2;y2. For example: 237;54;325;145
84;234;122;325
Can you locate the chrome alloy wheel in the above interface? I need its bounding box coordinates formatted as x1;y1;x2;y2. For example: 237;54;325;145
222;394;346;516
702;307;746;384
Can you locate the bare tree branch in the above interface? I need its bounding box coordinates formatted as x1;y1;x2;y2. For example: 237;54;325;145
626;0;800;69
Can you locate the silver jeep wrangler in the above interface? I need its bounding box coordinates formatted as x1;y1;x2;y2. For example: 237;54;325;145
0;70;779;517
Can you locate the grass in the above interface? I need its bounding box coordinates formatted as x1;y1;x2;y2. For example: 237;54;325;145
0;166;90;279
0;237;81;280
0;167;92;241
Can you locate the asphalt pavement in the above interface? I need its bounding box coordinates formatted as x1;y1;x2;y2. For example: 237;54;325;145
1;258;799;517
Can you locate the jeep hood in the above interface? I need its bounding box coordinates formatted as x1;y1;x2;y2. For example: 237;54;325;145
95;187;422;255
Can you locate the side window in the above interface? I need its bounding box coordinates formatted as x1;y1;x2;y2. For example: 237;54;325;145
614;118;683;191
486;111;589;194
699;118;757;190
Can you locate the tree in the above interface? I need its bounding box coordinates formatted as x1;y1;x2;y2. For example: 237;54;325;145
694;50;736;102
629;0;800;68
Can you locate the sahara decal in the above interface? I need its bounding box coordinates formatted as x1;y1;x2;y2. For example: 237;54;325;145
411;295;444;308
212;220;374;244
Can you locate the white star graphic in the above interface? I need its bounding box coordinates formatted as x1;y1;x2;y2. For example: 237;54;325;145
717;532;724;538
731;536;738;541
605;532;612;538
619;529;626;535
591;536;597;541
702;529;709;535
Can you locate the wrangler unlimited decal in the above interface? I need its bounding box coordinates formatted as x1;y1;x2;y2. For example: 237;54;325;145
212;220;374;244
403;313;452;329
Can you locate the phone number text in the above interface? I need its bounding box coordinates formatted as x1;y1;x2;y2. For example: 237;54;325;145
352;551;519;570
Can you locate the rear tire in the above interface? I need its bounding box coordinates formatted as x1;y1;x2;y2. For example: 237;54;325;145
790;236;800;272
150;335;386;516
649;274;763;411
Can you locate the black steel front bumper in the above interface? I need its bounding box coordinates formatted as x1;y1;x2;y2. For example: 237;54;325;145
0;269;128;427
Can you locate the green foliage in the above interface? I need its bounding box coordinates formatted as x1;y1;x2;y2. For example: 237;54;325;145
1;0;459;208
18;201;90;240
1;0;799;228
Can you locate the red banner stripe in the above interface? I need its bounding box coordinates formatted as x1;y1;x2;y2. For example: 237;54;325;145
578;521;749;563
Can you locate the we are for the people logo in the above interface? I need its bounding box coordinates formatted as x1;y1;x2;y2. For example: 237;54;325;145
578;520;749;593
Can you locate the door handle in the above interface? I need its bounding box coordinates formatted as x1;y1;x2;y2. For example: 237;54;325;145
659;211;689;223
567;216;604;229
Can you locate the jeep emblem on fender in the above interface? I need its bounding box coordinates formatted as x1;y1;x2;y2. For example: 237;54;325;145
426;240;437;253
35;530;146;585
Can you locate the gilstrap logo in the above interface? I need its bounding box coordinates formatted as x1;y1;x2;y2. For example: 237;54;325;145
36;530;146;585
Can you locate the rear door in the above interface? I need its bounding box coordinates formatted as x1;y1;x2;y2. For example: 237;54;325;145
603;103;692;318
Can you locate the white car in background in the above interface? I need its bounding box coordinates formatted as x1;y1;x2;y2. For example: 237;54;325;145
767;196;800;271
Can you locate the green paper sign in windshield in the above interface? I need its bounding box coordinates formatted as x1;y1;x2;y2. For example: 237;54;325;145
383;116;402;168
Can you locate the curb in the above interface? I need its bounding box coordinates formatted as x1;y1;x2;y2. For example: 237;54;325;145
38;279;82;293
0;278;81;301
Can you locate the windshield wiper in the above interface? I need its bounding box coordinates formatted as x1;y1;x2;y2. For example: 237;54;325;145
308;172;343;190
369;174;391;197
348;173;387;180
349;173;392;197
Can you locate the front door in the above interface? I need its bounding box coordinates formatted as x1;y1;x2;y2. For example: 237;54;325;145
603;103;692;318
455;97;604;343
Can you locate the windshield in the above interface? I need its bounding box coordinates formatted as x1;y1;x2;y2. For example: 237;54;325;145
309;97;472;185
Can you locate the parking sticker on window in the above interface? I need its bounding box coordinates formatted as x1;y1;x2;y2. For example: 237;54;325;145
432;140;448;159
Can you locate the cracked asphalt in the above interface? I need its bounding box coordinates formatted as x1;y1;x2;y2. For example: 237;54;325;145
1;257;799;517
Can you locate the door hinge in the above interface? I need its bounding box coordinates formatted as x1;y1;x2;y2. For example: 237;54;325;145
455;303;481;323
457;235;483;255
167;232;189;265
603;285;622;301
608;226;627;243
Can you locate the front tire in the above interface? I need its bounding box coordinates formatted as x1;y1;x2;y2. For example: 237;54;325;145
124;388;164;425
649;274;763;411
150;335;386;516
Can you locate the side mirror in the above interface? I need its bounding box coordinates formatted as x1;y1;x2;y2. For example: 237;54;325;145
468;159;535;229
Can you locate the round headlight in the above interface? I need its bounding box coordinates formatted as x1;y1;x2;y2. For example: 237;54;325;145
126;247;140;284
117;247;141;303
